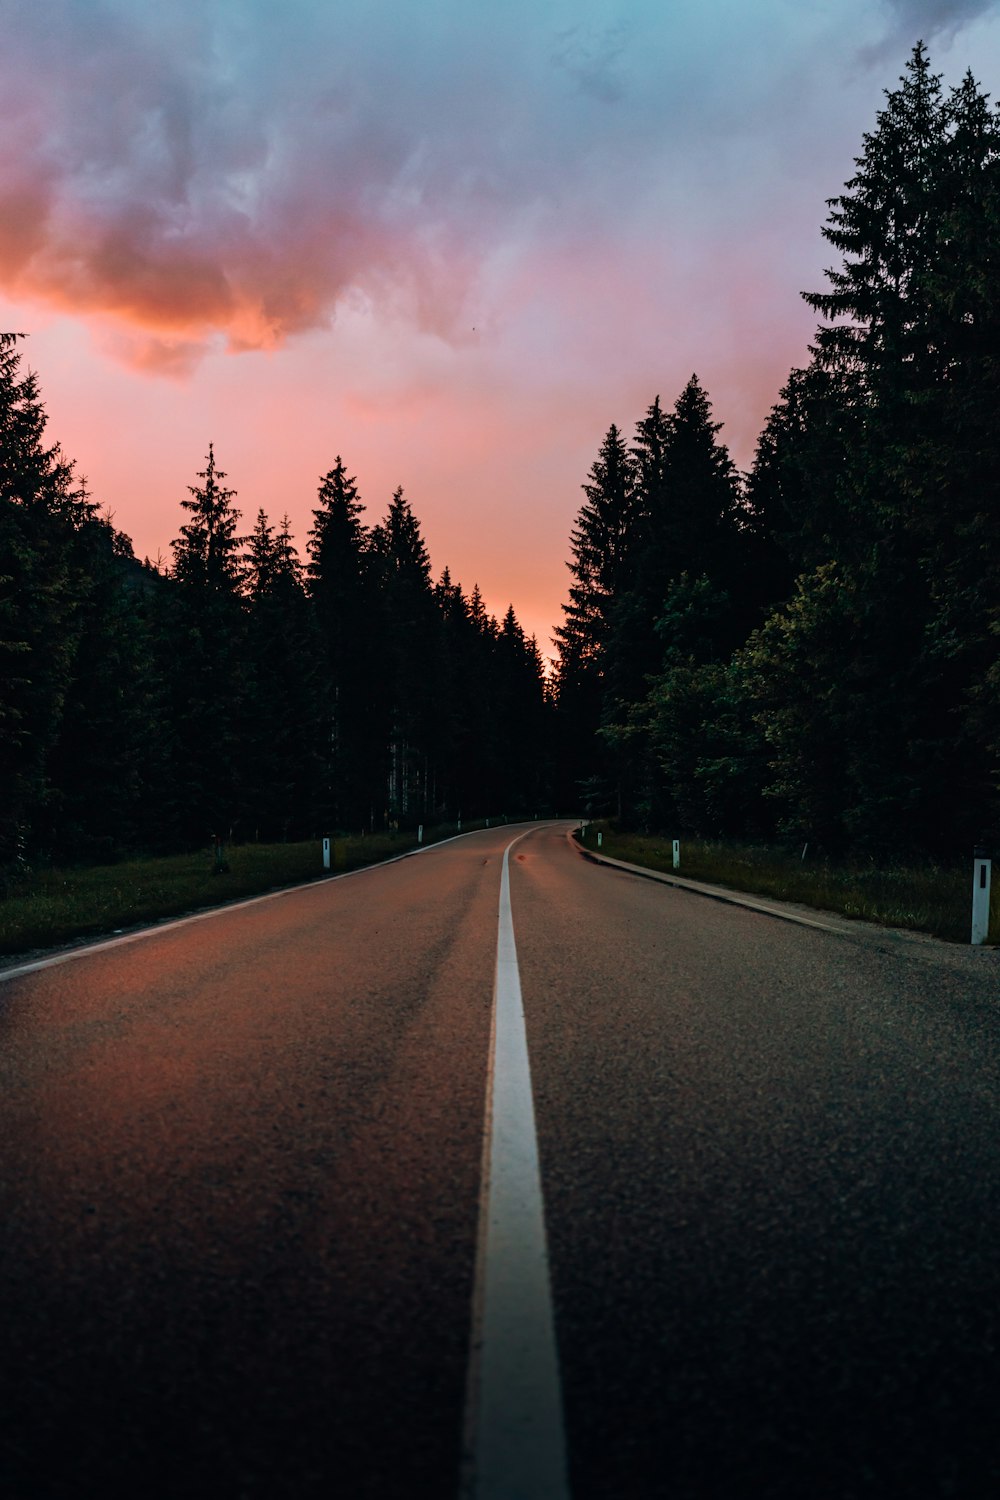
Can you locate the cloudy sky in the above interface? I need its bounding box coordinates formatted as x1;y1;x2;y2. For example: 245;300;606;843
2;0;999;652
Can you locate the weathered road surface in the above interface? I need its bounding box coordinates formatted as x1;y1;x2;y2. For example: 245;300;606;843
1;821;998;1498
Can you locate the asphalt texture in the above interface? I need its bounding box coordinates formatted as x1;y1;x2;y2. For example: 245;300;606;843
1;821;999;1499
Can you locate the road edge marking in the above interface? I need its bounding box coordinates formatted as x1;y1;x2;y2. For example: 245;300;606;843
0;823;540;984
569;829;852;936
460;831;570;1500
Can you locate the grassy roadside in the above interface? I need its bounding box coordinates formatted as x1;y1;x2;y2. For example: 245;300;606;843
576;824;999;945
0;819;502;961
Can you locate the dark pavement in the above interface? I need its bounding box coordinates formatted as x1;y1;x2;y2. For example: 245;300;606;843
1;822;998;1498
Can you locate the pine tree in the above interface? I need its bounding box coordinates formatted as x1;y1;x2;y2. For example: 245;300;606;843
492;605;550;814
166;445;248;847
0;333;95;875
555;423;639;675
616;377;744;695
643;376;742;594
307;458;367;600
172;443;246;592
43;520;165;860
744;364;863;577
306;457;373;830
553;424;639;812
596;380;744;824
805;41;946;395
243;512;324;838
747;45;1000;852
371;487;439;822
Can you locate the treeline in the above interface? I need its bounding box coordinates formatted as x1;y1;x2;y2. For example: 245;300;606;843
556;44;1000;858
0;342;550;874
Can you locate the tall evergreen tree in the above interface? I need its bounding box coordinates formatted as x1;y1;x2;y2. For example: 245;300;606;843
492;606;550;815
553;424;638;810
172;444;246;592
600;380;745;823
805;42;946;396
747;45;1000;852
43;521;165;860
243;512;324;838
614;377;744;698
306;457;374;830
166;446;248;846
0;333;95;875
371;487;439;821
555;423;639;675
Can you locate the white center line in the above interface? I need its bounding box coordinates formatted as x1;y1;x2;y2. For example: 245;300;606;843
461;833;570;1500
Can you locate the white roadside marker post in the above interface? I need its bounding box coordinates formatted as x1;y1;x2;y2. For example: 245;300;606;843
972;846;992;945
418;823;423;845
598;831;603;848
322;837;331;871
673;839;680;870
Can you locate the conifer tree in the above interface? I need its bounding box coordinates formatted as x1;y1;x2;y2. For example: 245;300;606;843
746;45;1000;852
431;568;488;816
166;445;248;847
0;333;94;874
371;487;439;821
43;520;165;859
614;377;744;700
306;457;373;830
493;606;550;814
805;41;945;396
172;444;246;592
555;423;639;675
244;512;324;838
595;380;744;823
643;376;741;593
553;424;638;810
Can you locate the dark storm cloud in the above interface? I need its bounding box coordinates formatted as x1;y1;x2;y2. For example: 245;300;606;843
1;0;996;375
862;0;1000;61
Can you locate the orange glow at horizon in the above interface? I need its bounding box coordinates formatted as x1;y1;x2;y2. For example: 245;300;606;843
5;2;994;656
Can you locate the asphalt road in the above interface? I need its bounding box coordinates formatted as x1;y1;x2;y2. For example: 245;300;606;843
1;821;998;1498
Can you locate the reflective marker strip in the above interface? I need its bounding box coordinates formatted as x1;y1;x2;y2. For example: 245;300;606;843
462;834;570;1500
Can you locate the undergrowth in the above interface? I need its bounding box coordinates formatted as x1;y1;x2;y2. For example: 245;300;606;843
0;819;499;960
576;824;998;944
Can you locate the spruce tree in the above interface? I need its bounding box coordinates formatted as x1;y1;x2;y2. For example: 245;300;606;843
172;443;246;592
0;333;94;874
748;45;1000;852
598;380;744;824
306;457;373;830
167;445;248;847
554;423;638;812
616;377;743;692
43;521;165;860
493;606;550;815
805;42;945;394
555;423;639;675
371;487;439;822
244;512;324;839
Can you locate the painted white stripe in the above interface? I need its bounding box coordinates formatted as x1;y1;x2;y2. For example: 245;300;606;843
0;824;537;985
463;834;570;1500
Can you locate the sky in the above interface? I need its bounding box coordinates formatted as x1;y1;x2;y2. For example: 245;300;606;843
2;0;1000;657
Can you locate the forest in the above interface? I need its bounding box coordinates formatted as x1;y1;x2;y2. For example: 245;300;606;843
2;43;999;880
0;372;552;874
557;43;1000;860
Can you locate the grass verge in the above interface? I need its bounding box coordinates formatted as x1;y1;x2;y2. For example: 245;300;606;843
576;824;999;945
0;819;500;961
